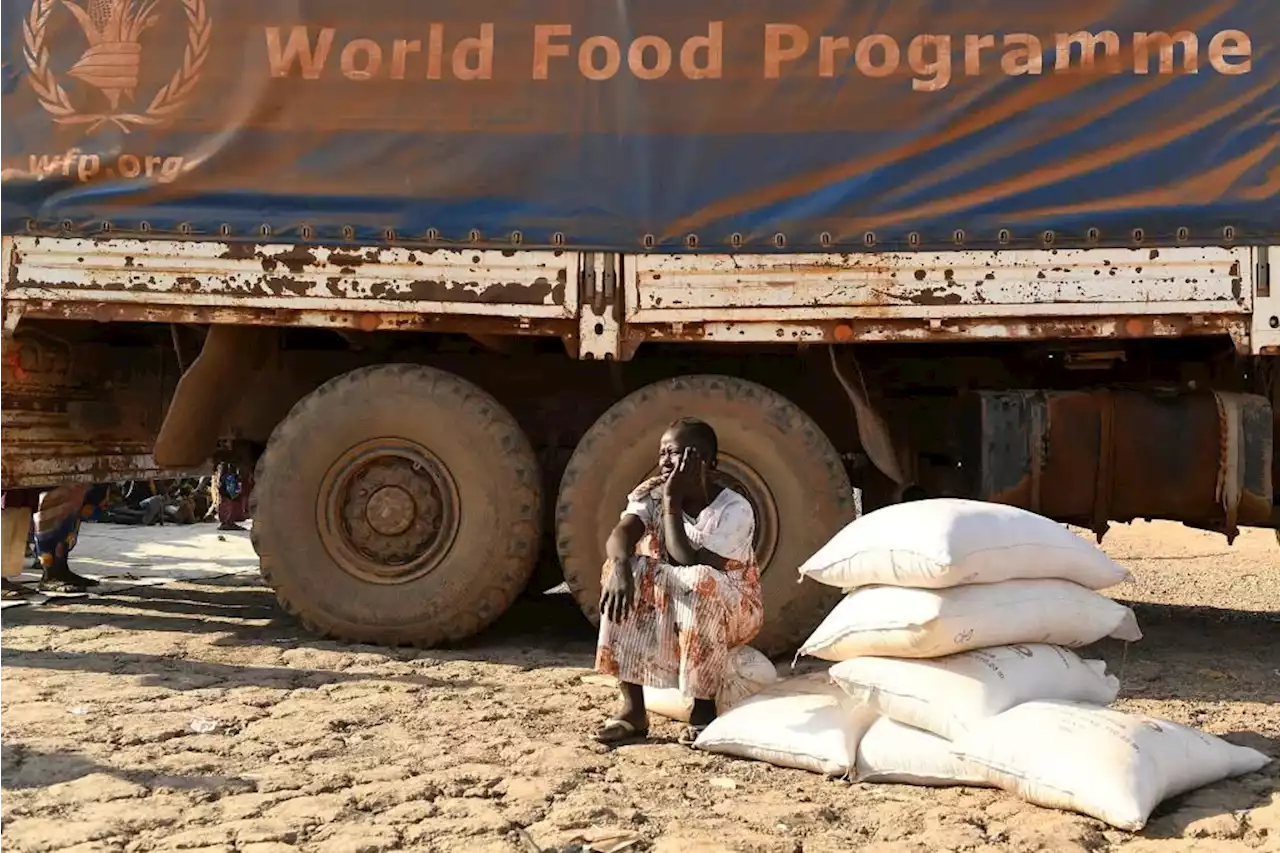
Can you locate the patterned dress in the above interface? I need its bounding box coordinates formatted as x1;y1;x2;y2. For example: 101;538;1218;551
32;483;108;572
596;477;764;700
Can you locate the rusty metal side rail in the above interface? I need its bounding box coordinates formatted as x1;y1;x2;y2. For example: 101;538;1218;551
2;236;579;318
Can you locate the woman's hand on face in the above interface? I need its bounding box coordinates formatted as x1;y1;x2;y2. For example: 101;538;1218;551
663;447;701;504
599;557;635;623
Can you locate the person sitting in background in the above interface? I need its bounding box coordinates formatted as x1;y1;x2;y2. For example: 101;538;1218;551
594;418;763;746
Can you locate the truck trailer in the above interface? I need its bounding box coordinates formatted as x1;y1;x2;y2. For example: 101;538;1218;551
2;0;1277;652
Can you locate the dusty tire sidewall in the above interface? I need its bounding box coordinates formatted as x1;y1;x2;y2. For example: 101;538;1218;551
254;365;540;643
556;374;853;655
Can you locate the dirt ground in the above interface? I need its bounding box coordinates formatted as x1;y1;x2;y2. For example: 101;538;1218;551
1;521;1277;853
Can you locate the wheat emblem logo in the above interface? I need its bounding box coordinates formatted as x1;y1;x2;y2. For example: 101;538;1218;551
23;0;210;134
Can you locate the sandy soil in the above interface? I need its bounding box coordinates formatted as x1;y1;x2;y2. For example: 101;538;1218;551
1;520;1277;853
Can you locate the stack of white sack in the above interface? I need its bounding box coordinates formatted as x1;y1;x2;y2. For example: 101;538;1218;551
694;499;1270;831
643;645;777;723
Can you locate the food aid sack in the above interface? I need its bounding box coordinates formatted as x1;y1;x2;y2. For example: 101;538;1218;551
855;717;993;788
693;673;876;776
951;701;1272;831
644;646;777;723
830;644;1119;740
799;498;1129;592
800;580;1141;661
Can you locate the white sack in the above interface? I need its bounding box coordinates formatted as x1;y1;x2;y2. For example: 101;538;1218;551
644;646;778;722
830;644;1120;740
693;673;876;776
800;580;1141;662
952;701;1273;831
799;498;1129;592
856;717;993;787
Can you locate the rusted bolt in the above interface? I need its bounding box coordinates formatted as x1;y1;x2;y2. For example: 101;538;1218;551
834;324;854;342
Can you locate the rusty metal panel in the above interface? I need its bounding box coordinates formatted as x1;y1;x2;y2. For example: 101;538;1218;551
639;315;1250;347
629;247;1252;322
968;389;1273;537
3;237;578;319
0;332;194;489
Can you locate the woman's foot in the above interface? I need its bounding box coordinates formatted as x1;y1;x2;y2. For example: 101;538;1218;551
680;697;717;746
678;724;709;746
40;559;98;592
596;681;649;745
218;521;246;532
595;716;649;745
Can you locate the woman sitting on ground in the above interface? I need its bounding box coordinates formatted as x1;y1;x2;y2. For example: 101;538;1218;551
594;417;763;746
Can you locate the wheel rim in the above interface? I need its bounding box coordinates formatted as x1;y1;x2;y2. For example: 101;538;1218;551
317;438;460;585
643;452;780;573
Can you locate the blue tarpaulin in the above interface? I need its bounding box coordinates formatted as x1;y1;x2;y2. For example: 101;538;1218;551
3;0;1277;251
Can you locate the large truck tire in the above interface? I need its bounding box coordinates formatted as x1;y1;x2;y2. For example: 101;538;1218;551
555;375;855;656
250;364;542;646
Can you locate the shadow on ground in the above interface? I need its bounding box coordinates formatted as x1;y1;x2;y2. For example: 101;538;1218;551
1;744;255;794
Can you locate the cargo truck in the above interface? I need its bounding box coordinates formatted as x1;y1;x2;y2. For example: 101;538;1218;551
2;0;1277;652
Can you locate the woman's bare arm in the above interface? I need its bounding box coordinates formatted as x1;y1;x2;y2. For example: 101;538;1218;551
661;504;729;570
606;515;646;561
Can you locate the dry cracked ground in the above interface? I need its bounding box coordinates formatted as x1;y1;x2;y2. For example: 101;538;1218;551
1;521;1277;853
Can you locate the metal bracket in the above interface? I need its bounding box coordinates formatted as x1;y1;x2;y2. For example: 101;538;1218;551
578;252;625;360
1254;246;1280;354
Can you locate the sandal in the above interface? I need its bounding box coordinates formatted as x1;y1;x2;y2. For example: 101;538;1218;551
678;724;709;747
595;718;649;745
2;580;32;601
37;579;91;595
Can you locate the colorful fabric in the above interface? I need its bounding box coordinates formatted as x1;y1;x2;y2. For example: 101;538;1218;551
596;477;763;700
33;484;108;570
